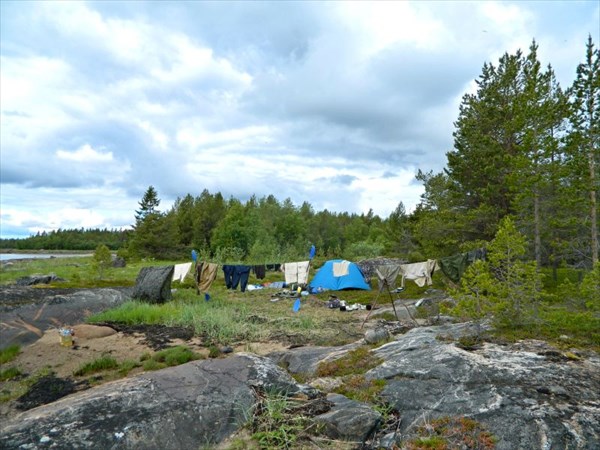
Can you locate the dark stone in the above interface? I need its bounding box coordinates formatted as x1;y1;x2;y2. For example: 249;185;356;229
0;354;317;450
111;256;126;268
314;393;381;442
15;273;65;286
132;265;174;304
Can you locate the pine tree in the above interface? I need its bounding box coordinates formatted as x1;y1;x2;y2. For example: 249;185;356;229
567;35;600;265
134;186;161;225
93;244;112;280
450;217;543;330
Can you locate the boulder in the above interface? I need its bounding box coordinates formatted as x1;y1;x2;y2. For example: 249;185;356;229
15;273;65;286
0;354;318;449
0;288;131;349
111;256;126;268
314;393;381;443
364;327;390;344
132;265;174;303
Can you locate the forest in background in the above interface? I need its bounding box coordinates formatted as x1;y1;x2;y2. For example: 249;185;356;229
2;37;598;270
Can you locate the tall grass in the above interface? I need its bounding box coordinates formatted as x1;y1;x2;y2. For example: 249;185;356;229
88;296;268;344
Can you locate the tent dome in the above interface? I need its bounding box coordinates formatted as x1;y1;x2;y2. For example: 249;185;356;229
309;259;370;291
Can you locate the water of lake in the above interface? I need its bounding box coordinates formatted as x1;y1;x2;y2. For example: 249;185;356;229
0;253;91;261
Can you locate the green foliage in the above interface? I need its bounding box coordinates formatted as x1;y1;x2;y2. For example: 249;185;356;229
450;260;495;329
135;185;161;224
580;262;600;310
0;344;21;364
93;244;112;280
344;240;384;260
0;228;128;251
449;217;543;329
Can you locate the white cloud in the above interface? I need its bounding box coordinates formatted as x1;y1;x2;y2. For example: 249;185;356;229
56;144;114;162
1;1;597;238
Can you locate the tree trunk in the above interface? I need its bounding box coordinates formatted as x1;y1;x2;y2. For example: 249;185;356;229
534;191;542;267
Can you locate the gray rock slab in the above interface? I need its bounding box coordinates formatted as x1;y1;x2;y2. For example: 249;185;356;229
268;341;362;376
132;265;174;303
0;353;317;450
365;323;600;450
0;288;131;349
314;393;381;443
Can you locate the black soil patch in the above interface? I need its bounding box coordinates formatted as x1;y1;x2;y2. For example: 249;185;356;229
96;322;195;350
16;375;89;411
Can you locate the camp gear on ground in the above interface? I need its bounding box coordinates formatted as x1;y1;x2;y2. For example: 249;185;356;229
309;259;370;291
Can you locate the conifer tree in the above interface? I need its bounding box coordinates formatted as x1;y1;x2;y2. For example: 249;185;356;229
567;35;600;265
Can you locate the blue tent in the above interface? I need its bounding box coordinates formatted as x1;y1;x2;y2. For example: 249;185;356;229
309;259;371;291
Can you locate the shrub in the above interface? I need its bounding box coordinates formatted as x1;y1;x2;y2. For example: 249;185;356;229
93;244;112;280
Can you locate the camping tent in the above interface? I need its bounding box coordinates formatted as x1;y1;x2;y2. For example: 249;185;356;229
309;259;371;291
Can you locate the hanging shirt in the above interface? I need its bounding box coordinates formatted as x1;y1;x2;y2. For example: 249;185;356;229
172;263;192;282
198;262;218;292
399;259;437;287
281;261;310;284
375;264;402;292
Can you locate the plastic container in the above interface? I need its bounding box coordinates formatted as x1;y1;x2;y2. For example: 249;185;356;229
59;328;74;347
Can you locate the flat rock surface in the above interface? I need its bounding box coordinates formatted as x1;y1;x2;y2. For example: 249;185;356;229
0;354;316;450
367;323;600;450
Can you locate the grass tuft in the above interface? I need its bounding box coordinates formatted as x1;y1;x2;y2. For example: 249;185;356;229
141;345;202;371
73;355;119;376
0;344;21;364
0;366;23;381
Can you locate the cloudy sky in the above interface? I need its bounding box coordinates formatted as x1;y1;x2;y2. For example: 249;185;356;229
1;1;598;239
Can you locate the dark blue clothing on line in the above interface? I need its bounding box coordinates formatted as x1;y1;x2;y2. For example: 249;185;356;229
232;265;251;292
222;265;235;289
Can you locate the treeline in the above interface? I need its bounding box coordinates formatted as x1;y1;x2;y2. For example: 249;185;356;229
0;228;129;251
128;187;391;262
